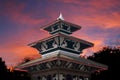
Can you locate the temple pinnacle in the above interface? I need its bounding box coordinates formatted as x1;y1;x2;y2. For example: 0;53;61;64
57;13;64;20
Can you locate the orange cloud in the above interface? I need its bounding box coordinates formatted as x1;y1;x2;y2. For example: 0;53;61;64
0;29;49;67
0;44;40;66
81;38;105;56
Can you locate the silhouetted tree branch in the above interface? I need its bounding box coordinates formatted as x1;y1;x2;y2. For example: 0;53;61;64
18;57;34;65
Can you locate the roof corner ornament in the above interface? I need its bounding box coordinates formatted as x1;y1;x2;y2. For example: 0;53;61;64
57;13;64;20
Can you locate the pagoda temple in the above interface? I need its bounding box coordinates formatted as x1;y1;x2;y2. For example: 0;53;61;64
16;14;107;80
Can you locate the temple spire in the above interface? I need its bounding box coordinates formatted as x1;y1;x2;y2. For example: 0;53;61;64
57;13;64;20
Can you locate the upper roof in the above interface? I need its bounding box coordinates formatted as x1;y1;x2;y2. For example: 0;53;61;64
41;19;81;35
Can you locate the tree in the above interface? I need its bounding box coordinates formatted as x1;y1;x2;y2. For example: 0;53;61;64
0;57;31;80
18;57;34;65
88;46;120;80
0;57;9;80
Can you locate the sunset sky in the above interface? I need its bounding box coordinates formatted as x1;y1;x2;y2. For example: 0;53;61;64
0;0;120;66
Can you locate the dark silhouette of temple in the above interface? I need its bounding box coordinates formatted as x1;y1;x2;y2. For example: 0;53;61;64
16;14;107;80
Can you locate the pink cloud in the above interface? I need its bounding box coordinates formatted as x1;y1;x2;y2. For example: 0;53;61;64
90;0;120;9
2;1;45;25
56;0;120;9
67;12;120;29
84;13;120;28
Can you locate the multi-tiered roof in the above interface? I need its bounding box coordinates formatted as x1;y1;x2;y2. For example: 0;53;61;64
29;14;93;55
17;14;107;79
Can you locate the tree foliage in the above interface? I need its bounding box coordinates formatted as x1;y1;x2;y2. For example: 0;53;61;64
0;57;8;80
88;46;120;80
18;57;34;65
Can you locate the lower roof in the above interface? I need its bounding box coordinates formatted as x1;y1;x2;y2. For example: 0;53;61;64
16;50;107;70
